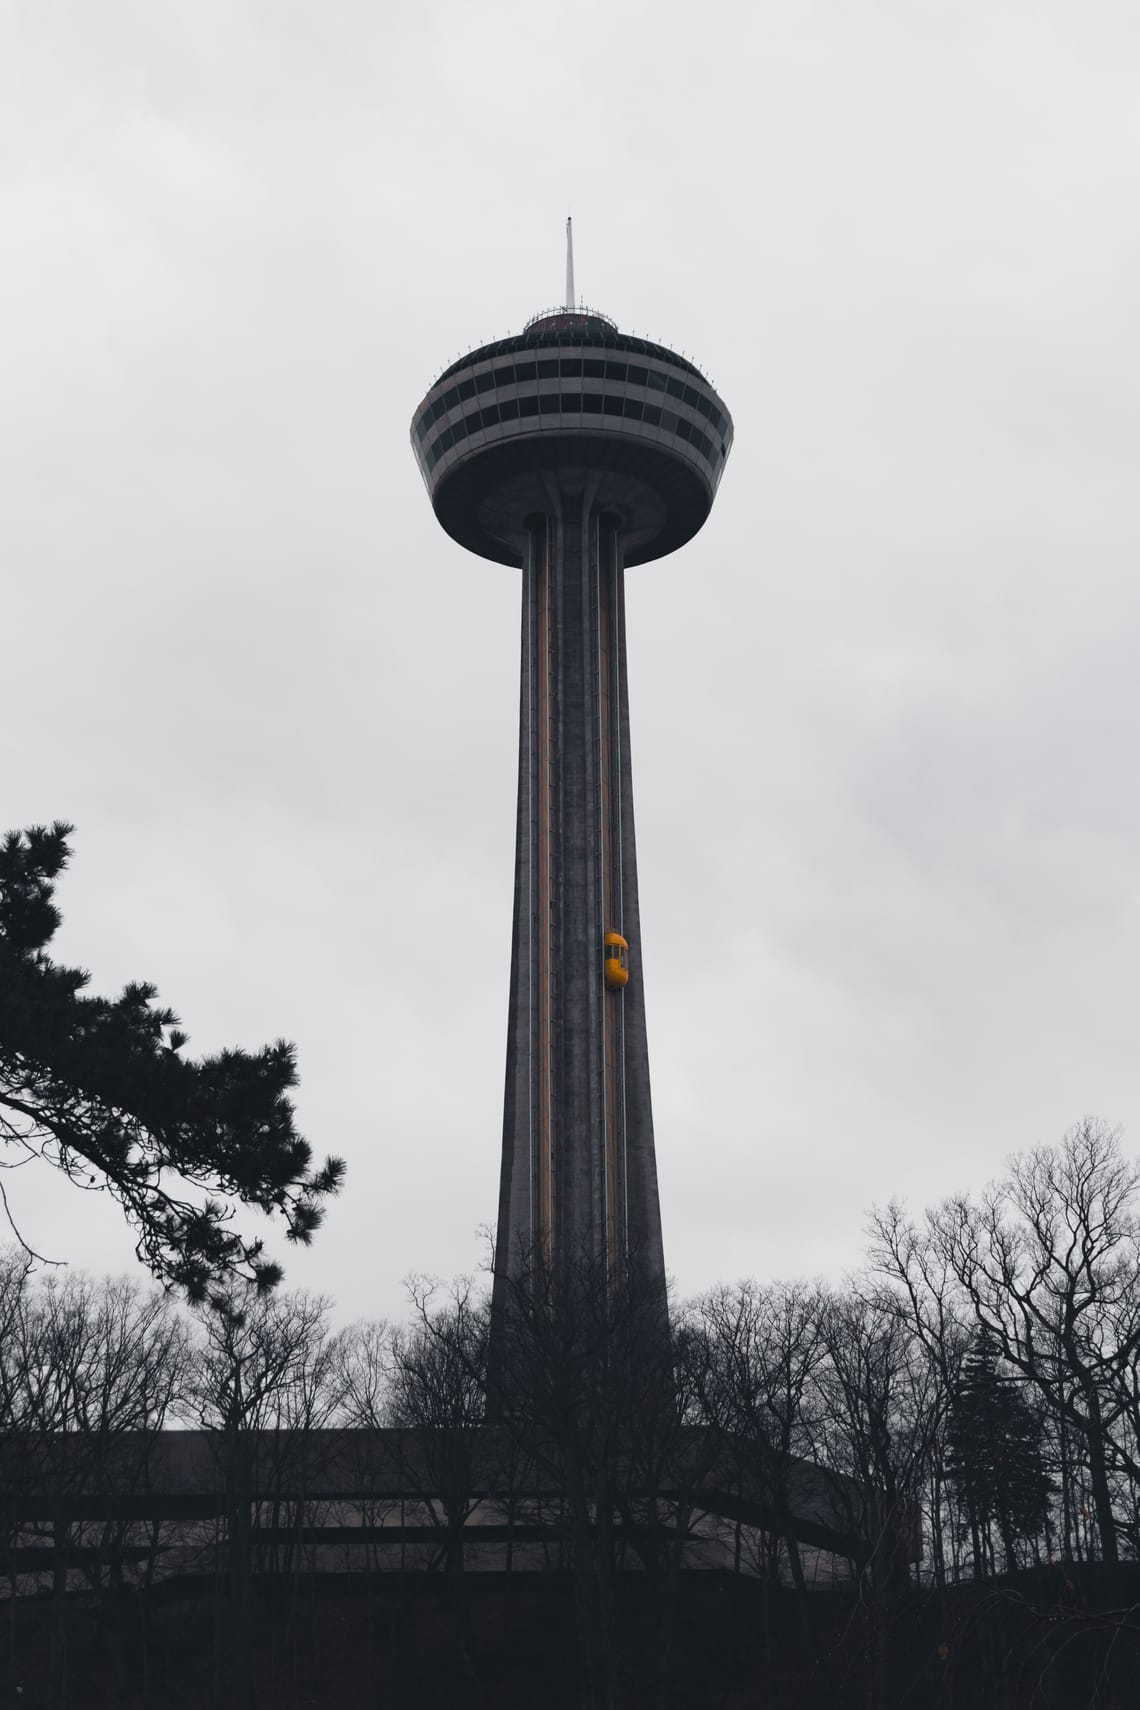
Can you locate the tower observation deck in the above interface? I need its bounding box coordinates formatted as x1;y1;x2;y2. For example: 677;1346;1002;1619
410;237;733;1329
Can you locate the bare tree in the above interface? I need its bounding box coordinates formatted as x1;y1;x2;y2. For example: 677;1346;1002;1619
336;1318;391;1434
185;1286;342;1710
688;1279;825;1592
926;1122;1140;1574
811;1287;937;1592
869;1200;977;1582
392;1277;490;1602
0;1266;188;1704
333;1319;402;1589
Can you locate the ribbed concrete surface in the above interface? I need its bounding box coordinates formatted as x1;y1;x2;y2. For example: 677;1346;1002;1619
492;493;665;1324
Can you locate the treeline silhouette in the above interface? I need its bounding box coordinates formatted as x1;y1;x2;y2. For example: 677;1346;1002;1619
3;1117;1140;1708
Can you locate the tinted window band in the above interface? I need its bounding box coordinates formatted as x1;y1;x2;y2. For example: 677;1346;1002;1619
425;392;722;470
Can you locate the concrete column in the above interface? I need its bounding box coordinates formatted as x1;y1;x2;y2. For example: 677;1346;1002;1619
491;489;665;1335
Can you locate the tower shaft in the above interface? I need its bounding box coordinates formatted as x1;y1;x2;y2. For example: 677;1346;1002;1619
495;493;664;1311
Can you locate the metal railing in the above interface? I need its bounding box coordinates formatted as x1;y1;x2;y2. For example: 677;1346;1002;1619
522;304;618;333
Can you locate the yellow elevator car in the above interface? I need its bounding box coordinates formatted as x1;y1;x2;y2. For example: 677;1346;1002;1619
603;931;629;990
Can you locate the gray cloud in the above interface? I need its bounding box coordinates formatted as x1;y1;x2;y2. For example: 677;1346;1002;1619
2;0;1137;1319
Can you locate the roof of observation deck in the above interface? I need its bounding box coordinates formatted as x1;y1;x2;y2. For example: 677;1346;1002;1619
433;311;710;389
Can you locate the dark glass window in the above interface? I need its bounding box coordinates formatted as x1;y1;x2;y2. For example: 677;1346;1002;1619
519;395;539;417
666;377;683;400
539;394;559;414
475;370;495;393
537;359;558;378
458;378;476;401
430;397;446;425
674;417;692;442
624;398;644;421
603;395;623;417
627;365;648;386
493;365;515;387
438;427;455;452
583;358;605;378
646;370;666;391
480;404;501;428
444;387;459;409
560;358;582;377
499;398;519;421
643;404;661;426
453;416;470;441
582;393;604;413
694;394;711;420
682;384;698;408
515;361;537;381
661;411;677;432
562;392;583;410
606;361;628;382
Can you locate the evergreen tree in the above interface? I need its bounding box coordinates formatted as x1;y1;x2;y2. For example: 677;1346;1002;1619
944;1326;1053;1573
0;823;344;1299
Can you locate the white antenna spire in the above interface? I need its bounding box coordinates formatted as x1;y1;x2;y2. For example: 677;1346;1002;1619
565;215;575;310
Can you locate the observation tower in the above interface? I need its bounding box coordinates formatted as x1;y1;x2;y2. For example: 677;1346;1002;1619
410;224;733;1322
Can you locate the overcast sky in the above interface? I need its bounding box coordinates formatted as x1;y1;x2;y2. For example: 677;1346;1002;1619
2;0;1138;1325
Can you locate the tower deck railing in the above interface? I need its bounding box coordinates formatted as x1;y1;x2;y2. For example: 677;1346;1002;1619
522;304;618;333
